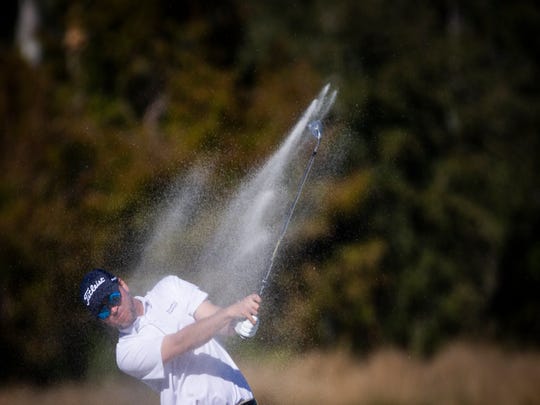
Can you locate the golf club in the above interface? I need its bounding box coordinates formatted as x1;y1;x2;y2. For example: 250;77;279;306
235;119;324;338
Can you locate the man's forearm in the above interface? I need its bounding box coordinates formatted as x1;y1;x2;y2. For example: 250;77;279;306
161;308;233;364
194;300;235;336
161;294;260;363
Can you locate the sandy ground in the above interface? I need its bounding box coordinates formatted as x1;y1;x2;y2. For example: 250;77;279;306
243;342;540;405
2;342;540;405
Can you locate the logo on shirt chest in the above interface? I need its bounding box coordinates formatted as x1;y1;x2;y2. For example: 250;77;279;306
166;301;178;314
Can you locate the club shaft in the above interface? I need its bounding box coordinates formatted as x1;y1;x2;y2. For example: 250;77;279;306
259;136;321;296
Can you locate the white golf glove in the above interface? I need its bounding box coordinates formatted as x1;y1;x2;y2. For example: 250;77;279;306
235;316;259;339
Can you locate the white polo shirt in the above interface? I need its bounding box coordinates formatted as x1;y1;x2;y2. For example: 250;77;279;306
116;276;254;405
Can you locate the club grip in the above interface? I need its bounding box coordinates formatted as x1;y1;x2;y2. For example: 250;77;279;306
234;316;259;339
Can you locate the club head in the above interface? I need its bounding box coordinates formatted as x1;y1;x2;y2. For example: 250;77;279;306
308;120;322;140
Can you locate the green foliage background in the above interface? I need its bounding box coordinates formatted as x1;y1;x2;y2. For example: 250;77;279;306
0;0;538;384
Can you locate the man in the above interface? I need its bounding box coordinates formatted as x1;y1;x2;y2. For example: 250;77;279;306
80;268;261;405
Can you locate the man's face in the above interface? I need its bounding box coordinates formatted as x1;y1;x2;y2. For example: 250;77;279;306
102;280;139;329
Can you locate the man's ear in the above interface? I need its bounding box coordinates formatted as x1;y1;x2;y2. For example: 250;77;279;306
118;278;130;293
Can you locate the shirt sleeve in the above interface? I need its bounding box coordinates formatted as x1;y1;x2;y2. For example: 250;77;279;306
168;276;208;316
116;276;209;384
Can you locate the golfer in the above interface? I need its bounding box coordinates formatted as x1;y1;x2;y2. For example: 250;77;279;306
80;268;260;405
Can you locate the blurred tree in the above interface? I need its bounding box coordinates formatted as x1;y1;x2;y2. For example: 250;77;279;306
0;1;18;47
1;0;539;385
242;0;540;354
0;0;257;383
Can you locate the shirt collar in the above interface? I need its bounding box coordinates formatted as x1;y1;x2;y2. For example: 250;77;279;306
118;296;148;335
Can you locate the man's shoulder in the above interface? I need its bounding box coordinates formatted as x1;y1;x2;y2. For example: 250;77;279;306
154;275;180;287
146;275;208;317
148;275;200;297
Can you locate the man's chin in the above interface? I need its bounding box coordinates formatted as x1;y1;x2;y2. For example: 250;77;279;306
117;316;136;329
106;313;136;329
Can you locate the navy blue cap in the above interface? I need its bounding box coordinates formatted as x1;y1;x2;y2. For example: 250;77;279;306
80;269;119;318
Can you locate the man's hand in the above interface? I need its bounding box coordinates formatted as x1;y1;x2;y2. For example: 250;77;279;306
227;293;261;324
229;294;261;339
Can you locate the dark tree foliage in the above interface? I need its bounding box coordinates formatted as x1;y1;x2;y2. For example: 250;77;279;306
0;0;538;383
